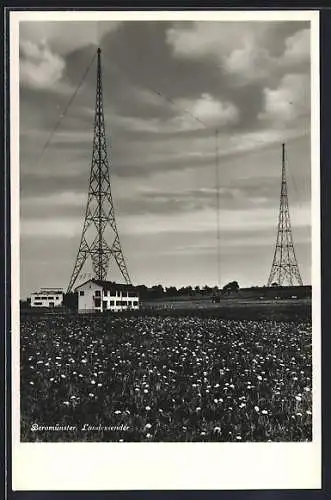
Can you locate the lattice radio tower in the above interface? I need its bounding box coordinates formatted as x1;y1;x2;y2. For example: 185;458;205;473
67;48;131;293
267;143;303;287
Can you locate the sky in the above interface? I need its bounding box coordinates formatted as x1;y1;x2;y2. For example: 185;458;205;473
19;19;312;298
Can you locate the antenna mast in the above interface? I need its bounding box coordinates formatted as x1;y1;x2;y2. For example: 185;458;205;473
267;143;303;287
67;48;131;292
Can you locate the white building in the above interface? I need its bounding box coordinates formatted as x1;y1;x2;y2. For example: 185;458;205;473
75;279;139;313
30;288;64;308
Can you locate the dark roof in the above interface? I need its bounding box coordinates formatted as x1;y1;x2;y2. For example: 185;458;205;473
75;279;137;293
92;279;136;292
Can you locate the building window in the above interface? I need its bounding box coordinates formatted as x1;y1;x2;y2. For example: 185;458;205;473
34;302;42;305
94;298;101;307
95;290;101;297
56;296;59;300
48;296;54;300
41;296;48;300
79;291;84;296
115;301;121;306
34;296;41;300
122;301;128;306
49;302;55;307
109;300;114;306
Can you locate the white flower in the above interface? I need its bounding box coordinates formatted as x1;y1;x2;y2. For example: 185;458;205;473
88;393;94;397
295;395;302;402
146;433;152;439
97;383;102;387
257;375;262;381
29;381;34;385
196;407;201;411
144;389;149;394
115;410;121;415
236;436;242;440
213;398;218;404
145;406;151;411
63;401;70;406
145;423;152;429
261;410;268;415
61;374;66;379
254;406;260;412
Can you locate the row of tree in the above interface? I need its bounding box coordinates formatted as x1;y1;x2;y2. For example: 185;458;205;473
129;281;240;300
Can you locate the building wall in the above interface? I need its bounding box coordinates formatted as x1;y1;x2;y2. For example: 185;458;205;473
77;282;103;313
31;291;63;308
102;291;139;312
75;281;139;313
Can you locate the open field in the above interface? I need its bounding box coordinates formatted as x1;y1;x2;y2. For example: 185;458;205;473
141;297;311;321
20;310;312;442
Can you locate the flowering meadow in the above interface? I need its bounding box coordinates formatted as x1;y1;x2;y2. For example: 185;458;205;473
20;313;312;442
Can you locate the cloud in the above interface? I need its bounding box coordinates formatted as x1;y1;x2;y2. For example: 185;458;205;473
166;22;310;84
282;28;310;65
175;93;239;128
21;216;82;238
259;73;310;124
166;22;271;62
20;40;67;91
223;44;273;83
21;191;87;208
166;22;242;60
114;93;238;133
20;21;121;55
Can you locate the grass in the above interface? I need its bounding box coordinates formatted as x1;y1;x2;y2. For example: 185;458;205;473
20;308;312;442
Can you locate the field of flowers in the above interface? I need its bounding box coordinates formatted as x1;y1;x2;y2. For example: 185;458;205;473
20;313;312;442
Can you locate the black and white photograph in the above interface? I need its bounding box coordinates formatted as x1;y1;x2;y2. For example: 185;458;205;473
11;9;321;491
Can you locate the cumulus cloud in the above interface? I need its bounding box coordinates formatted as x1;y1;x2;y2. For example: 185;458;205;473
223;44;273;83
20;40;67;91
166;22;270;62
259;73;310;124
115;93;238;133
282;28;310;65
20;21;121;55
175;93;239;128
166;22;310;84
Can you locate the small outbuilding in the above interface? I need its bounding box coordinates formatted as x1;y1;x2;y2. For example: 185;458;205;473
75;279;139;313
